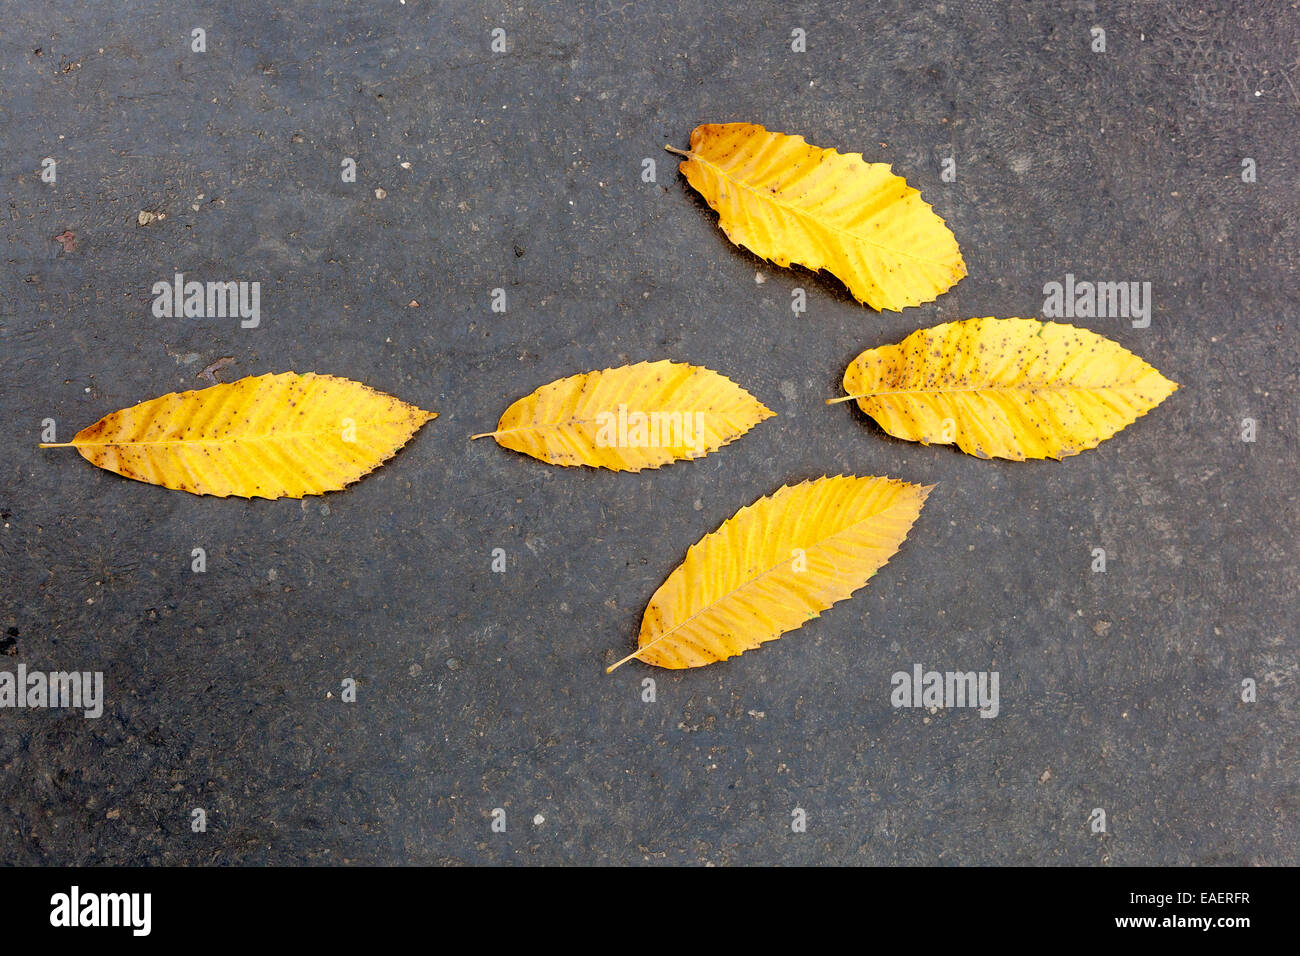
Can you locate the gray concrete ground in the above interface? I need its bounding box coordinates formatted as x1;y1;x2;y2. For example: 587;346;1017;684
0;0;1296;864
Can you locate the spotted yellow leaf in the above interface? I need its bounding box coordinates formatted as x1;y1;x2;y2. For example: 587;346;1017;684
473;360;773;471
833;318;1179;460
41;372;435;498
668;122;965;311
608;476;930;671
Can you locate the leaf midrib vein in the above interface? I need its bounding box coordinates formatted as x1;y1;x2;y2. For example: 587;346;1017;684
637;499;912;661
72;420;416;447
852;380;1148;398
689;151;955;268
491;408;753;438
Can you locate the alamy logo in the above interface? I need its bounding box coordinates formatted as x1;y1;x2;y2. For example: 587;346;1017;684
0;665;102;718
891;663;999;718
594;405;708;451
1042;273;1151;328
152;272;260;328
50;886;151;936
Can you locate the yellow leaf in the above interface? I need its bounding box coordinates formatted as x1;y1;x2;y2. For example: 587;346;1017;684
608;476;930;670
668;122;965;311
473;360;773;471
833;317;1178;460
41;372;435;498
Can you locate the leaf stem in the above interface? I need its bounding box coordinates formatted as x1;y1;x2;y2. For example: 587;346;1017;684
605;648;644;674
824;394;861;405
663;145;692;158
38;442;76;448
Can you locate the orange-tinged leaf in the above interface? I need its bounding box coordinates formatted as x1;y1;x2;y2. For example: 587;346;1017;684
473;360;773;471
669;122;965;311
608;476;930;671
41;372;435;498
834;317;1178;460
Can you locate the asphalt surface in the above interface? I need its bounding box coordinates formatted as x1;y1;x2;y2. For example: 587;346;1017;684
1;0;1296;864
